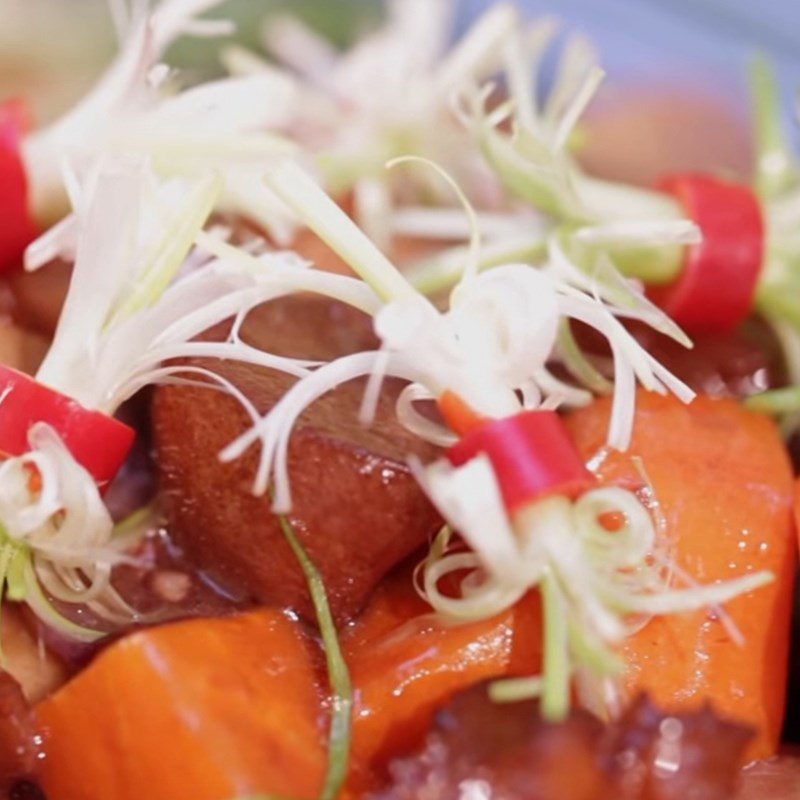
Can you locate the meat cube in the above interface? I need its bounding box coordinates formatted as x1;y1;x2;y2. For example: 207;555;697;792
152;295;441;622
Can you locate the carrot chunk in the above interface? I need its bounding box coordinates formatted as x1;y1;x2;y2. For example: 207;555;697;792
566;392;797;759
38;610;329;800
344;571;542;790
36;576;541;799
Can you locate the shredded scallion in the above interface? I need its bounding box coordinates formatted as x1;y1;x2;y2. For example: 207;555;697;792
235;512;354;800
745;385;800;414
556;319;613;395
276;512;353;800
489;675;543;704
540;571;570;721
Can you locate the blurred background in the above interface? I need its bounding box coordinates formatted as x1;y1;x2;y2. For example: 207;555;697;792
1;0;799;188
463;0;800;85
2;0;799;108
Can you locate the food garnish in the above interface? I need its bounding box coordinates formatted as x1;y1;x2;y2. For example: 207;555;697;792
0;0;775;708
1;0;296;271
207;161;771;720
432;13;800;357
274;511;353;800
0;2;796;796
0;154;377;636
224;0;516;247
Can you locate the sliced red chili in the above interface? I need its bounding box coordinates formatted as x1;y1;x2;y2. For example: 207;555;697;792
648;173;764;335
0;98;36;270
446;409;596;512
0;365;135;487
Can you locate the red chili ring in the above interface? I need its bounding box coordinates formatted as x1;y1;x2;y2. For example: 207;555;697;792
0;365;136;487
647;173;764;335
0;97;37;270
446;409;596;512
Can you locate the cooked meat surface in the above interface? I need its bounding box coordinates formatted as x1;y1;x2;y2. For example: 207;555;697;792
152;295;441;622
608;694;753;800
380;684;608;800
736;749;800;799
8;259;71;337
574;320;781;400
374;685;752;800
632;322;781;398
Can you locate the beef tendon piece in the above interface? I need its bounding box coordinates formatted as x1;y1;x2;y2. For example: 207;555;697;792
373;685;752;800
152;295;441;622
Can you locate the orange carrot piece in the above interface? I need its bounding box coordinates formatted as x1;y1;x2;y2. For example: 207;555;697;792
36;571;542;799
344;570;542;790
794;478;800;552
566;392;797;760
38;610;329;800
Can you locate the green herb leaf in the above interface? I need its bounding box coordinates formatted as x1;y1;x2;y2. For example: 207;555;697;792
540;571;570;722
488;675;543;703
749;53;797;200
745;384;800;414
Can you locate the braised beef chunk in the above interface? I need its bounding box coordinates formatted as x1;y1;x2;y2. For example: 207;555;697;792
631;322;781;398
605;696;753;800
8;259;71;337
0;672;42;793
737;749;800;799
374;685;752;800
152;295;441;623
375;684;609;800
571;318;781;400
8;781;46;800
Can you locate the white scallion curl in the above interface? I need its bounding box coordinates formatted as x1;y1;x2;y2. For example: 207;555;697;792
417;462;773;714
0;423;140;637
